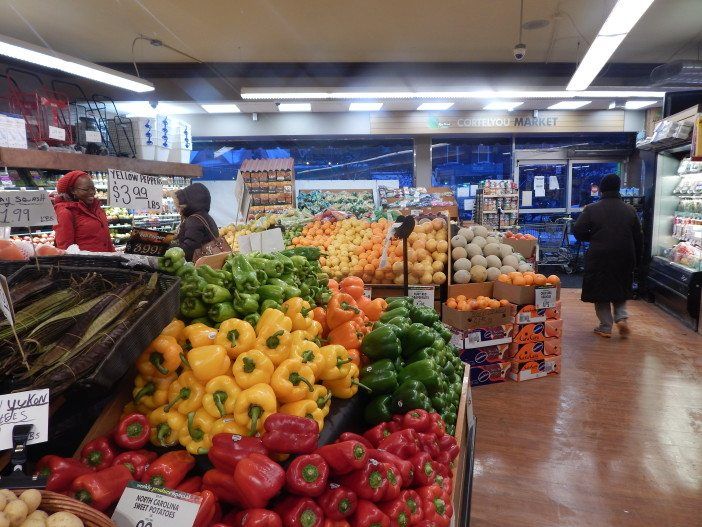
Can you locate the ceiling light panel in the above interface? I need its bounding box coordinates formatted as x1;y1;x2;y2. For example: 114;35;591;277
484;101;524;111
278;103;311;112
624;100;658;110
548;101;592;110
201;103;241;113
349;102;383;111
417;102;454;111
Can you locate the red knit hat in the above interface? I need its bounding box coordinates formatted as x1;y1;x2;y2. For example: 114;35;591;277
57;170;89;194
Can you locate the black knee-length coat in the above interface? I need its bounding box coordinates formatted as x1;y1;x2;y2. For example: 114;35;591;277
572;192;643;303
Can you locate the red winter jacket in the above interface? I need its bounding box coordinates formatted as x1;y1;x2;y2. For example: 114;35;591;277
53;198;115;252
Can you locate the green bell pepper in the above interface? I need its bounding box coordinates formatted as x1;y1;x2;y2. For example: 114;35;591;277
231;254;260;293
432;321;452;343
405;347;435;364
410;305;440;326
379;306;410;323
257;284;285;304
180;276;207;299
209;302;238;323
281;246;323;261
361;368;398;395
361;359;396;376
397;359;441;392
260;299;282;312
181;297;208;319
175;262;198;281
273;252;295;274
158;247;185;274
289;255;308;270
249;257;284;279
400;323;437;356
364;395;393;426
361;326;402;360
431;394;447;412
316;288;332;306
442;361;456;378
283;284;301;300
202;284;232;304
385;297;414;309
442;407;457;427
244;313;261;326
385;317;411;335
390;380;432;414
196;264;224;286
232;293;259;316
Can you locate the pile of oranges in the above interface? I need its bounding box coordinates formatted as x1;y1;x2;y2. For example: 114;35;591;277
497;271;560;286
446;295;510;311
504;231;536;241
292;220;341;249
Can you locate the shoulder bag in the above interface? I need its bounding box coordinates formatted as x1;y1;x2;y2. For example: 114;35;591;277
191;214;232;261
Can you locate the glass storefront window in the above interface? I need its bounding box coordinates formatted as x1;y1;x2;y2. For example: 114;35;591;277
571;162;622;209
517;163;567;210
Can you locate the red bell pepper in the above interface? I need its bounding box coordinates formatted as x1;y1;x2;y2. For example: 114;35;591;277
400;490;423;525
71;464;133;511
114;412;150;450
233;453;286;508
323;521;350;527
402;410;431;433
193;489;218;527
340;459;387;502
209;433;268;472
35;455;93;492
262;413;319;455
436;435;459;463
80;436;117;471
378;498;411;527
112;450;157;480
427;414;445;437
233;509;283;527
409;453;435;487
381;462;402;501
413;522;439;527
417;434;439;460
433;473;452;496
389;415;403;432
377;429;420;460
177;476;203;494
317;484;357;520
416;486;452;527
317;440;368;475
142;450;195;487
274;495;324;527
431;462;450;480
367;450;413;488
353;500;390;527
337;432;373;449
364;423;393;447
203;469;245;505
286;454;329;497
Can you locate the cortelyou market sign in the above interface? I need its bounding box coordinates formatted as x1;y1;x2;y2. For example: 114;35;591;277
429;116;559;129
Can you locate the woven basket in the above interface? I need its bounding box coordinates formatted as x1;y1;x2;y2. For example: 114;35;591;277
12;490;115;527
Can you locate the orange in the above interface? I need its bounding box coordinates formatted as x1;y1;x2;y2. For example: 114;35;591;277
467;299;479;311
499;299;510;307
457;300;469;311
512;275;526;286
447;298;458;309
477;298;488;309
523;274;534;286
497;274;511;284
547;274;561;285
489;299;501;309
456;294;467;302
509;272;522;280
533;274;548;286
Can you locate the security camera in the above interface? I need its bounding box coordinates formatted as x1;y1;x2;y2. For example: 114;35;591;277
514;43;527;61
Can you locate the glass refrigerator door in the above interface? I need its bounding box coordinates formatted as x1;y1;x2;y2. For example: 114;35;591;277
516;162;567;216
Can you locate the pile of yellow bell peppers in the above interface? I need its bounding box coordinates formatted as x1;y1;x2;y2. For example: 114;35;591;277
125;298;364;455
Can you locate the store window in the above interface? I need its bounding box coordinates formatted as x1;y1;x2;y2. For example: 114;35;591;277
514;133;635;151
571;162;622;209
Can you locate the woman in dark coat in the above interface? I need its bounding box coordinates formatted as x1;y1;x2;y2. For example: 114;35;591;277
173;183;218;261
572;174;643;337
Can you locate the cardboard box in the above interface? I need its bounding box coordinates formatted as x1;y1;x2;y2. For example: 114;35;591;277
443;304;512;331
460;344;509;365
513;301;562;324
493;282;560;306
450;325;513;350
512;319;563;343
507;338;562;361
508;356;561;382
447;283;494;299
503;238;537;260
470;361;510;386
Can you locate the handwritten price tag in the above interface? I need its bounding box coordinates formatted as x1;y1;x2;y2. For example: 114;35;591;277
108;169;163;211
535;286;557;309
408;285;435;308
0;389;49;450
0;189;56;227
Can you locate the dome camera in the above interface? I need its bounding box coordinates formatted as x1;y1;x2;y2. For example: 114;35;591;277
514;43;527;61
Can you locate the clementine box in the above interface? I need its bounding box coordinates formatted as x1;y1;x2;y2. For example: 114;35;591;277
512;319;563;344
470;361;511;386
508;355;561;382
513;301;562;324
507;338;562;361
460;344;509;365
450;325;513;350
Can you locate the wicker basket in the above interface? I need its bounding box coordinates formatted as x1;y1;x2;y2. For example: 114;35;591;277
12;490;115;527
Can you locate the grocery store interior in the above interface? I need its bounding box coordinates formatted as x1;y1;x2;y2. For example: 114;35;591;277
0;1;700;526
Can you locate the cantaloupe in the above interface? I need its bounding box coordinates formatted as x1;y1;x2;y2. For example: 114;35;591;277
502;254;520;269
483;243;501;257
472;236;487;249
472;225;489;238
498;244;514;259
458;228;474;242
453;269;471;284
500;265;517;274
485;255;502;269
465;243;482;258
470;254;488;268
470;265;487;283
451;235;467;248
451;246;468;260
485;236;499;246
486;267;502;281
453;258;472;271
518;262;534;272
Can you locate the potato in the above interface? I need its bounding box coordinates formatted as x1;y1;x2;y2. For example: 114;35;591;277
19;520;45;527
4;500;28;527
0;492;15;505
46;512;83;527
0;511;10;527
0;495;6;512
18;491;40;514
25;513;47;522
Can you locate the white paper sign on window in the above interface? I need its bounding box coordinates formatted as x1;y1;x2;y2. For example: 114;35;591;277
533;176;546;197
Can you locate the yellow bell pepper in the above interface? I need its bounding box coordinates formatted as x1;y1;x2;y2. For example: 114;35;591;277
289;340;326;378
324;363;368;399
232;349;275;389
136;335;183;378
149;406;187;447
256;308;293;340
132;374;176;411
318;345;353;381
271;358;316;403
255;329;292;367
307;384;332;417
187;344;231;383
282;298;314;332
179;409;214;454
202;375;241;418
184;323;218;348
215;319;256;358
212;416;248;436
161;319;186;345
305;320;323;339
164;371;205;414
233;383;277;436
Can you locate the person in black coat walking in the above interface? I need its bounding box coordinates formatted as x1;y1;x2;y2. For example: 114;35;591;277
173;183;218;261
572;174;643;338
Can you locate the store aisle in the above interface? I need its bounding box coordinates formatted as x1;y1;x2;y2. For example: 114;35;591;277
470;289;701;527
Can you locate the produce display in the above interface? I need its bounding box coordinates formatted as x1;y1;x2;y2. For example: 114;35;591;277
495;271;560;286
219;210;314;252
503;230;536;241
297;190;376;219
11;231;56;247
0;489;87;527
450;224;533;284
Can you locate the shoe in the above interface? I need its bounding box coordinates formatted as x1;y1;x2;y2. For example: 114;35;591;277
593;328;611;338
616;320;630;337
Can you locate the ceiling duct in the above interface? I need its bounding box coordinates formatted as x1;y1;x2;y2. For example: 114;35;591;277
650;60;702;87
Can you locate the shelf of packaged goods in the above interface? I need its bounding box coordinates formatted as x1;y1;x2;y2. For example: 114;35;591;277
674;211;702;218
0;147;202;177
482;193;519;198
483;210;518;214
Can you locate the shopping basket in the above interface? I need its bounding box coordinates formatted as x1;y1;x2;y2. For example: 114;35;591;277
518;218;574;273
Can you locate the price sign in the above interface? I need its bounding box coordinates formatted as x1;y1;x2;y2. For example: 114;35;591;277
84;130;102;143
125;228;176;257
0;189;56;227
535;286;557;309
408;285;435;308
112;482;201;527
0;389;49;450
108;169;163;211
48;126;66;141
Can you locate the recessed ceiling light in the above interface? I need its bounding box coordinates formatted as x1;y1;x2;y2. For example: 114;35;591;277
548;101;592;110
417;102;454;111
116;101;196;117
201;103;241;113
278;103;311;112
608;102;617;109
349;102;383;111
624;100;658;110
484;101;524;111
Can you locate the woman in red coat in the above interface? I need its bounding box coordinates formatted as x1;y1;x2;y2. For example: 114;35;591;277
53;170;115;252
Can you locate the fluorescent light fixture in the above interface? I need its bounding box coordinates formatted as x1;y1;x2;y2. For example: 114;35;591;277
624;100;658;110
417;102;454;111
115;101;197;117
349;102;383;111
608;102;617;109
0;32;154;93
201;103;241;113
548;101;592;110
278;103;311;112
484;101;523;111
567;0;656;91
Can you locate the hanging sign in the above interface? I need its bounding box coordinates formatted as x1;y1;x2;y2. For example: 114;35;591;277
0;189;56;227
112;482;201;527
108;169;163;210
535;286;557;309
408;285;434;308
0;389;49;450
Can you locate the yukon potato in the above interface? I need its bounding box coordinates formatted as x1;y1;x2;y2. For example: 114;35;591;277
0;495;6;513
46;512;83;527
0;492;15;505
19;519;45;527
18;491;40;514
4;500;28;527
25;513;47;522
0;512;10;527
